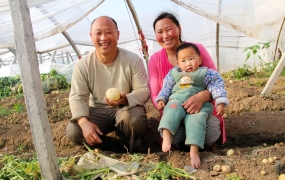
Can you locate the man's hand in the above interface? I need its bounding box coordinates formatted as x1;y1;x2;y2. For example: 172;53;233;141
78;117;103;146
182;90;211;114
104;92;128;107
157;100;165;111
216;104;226;116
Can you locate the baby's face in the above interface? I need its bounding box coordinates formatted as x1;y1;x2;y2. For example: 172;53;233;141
177;47;201;72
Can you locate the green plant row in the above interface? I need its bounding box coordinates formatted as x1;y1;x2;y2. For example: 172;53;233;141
222;42;285;80
222;60;285;80
0;153;72;180
0;153;42;180
0;103;26;117
0;152;195;180
0;69;70;98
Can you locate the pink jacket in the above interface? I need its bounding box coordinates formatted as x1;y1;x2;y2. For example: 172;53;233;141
148;43;226;143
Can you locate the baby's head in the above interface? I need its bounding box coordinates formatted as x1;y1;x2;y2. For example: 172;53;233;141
176;43;202;72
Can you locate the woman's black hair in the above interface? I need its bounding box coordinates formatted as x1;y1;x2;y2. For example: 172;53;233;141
153;12;182;42
176;43;200;59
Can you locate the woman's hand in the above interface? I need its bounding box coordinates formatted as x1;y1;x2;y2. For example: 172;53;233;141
182;90;212;114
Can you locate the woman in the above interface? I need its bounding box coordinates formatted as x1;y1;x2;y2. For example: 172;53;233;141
148;12;226;152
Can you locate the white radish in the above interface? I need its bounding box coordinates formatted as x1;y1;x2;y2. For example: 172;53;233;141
279;174;285;180
262;159;268;164
221;165;231;174
268;157;274;163
213;164;221;172
278;174;285;180
227;149;234;156
106;88;121;101
260;170;266;175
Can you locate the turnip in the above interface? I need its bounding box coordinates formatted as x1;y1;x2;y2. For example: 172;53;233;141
213;164;221;172
262;159;268;164
260;170;266;175
268;157;274;163
279;174;285;180
227;149;234;156
94;148;100;153
221;165;231;174
106;88;121;101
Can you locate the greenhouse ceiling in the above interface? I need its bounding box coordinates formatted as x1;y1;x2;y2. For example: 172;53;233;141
0;0;285;72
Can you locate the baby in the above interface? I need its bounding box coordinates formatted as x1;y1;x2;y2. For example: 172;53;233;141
157;43;229;168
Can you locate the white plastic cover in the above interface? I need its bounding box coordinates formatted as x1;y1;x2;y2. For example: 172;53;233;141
0;0;285;73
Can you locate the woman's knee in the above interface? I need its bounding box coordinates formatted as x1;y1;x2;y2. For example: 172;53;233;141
171;124;186;144
130;110;147;135
205;115;221;146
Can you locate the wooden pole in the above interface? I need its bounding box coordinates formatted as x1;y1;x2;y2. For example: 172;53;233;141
273;17;285;61
8;0;61;179
261;17;285;95
216;0;222;72
216;23;220;72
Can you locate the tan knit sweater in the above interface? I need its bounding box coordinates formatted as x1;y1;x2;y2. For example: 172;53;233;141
69;47;150;122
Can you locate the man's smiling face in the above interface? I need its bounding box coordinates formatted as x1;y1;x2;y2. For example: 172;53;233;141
90;16;119;57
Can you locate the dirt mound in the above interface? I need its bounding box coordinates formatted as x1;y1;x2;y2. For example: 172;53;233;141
1;77;285;179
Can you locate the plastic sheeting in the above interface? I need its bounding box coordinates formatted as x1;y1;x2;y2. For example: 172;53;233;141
0;0;285;73
172;0;285;41
0;0;104;48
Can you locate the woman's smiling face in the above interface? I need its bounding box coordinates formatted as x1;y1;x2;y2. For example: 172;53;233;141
154;18;181;51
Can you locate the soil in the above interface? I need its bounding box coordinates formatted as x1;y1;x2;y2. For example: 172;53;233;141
1;77;285;180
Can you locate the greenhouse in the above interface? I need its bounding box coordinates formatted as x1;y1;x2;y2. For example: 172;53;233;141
1;0;284;77
1;0;285;179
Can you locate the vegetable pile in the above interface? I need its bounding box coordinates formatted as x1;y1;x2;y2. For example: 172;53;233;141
0;154;41;180
0;148;196;180
60;146;196;180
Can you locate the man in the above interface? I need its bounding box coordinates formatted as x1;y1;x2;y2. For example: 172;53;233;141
66;16;149;153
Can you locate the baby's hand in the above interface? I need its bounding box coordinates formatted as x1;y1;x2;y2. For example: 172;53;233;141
216;104;226;116
157;101;165;111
